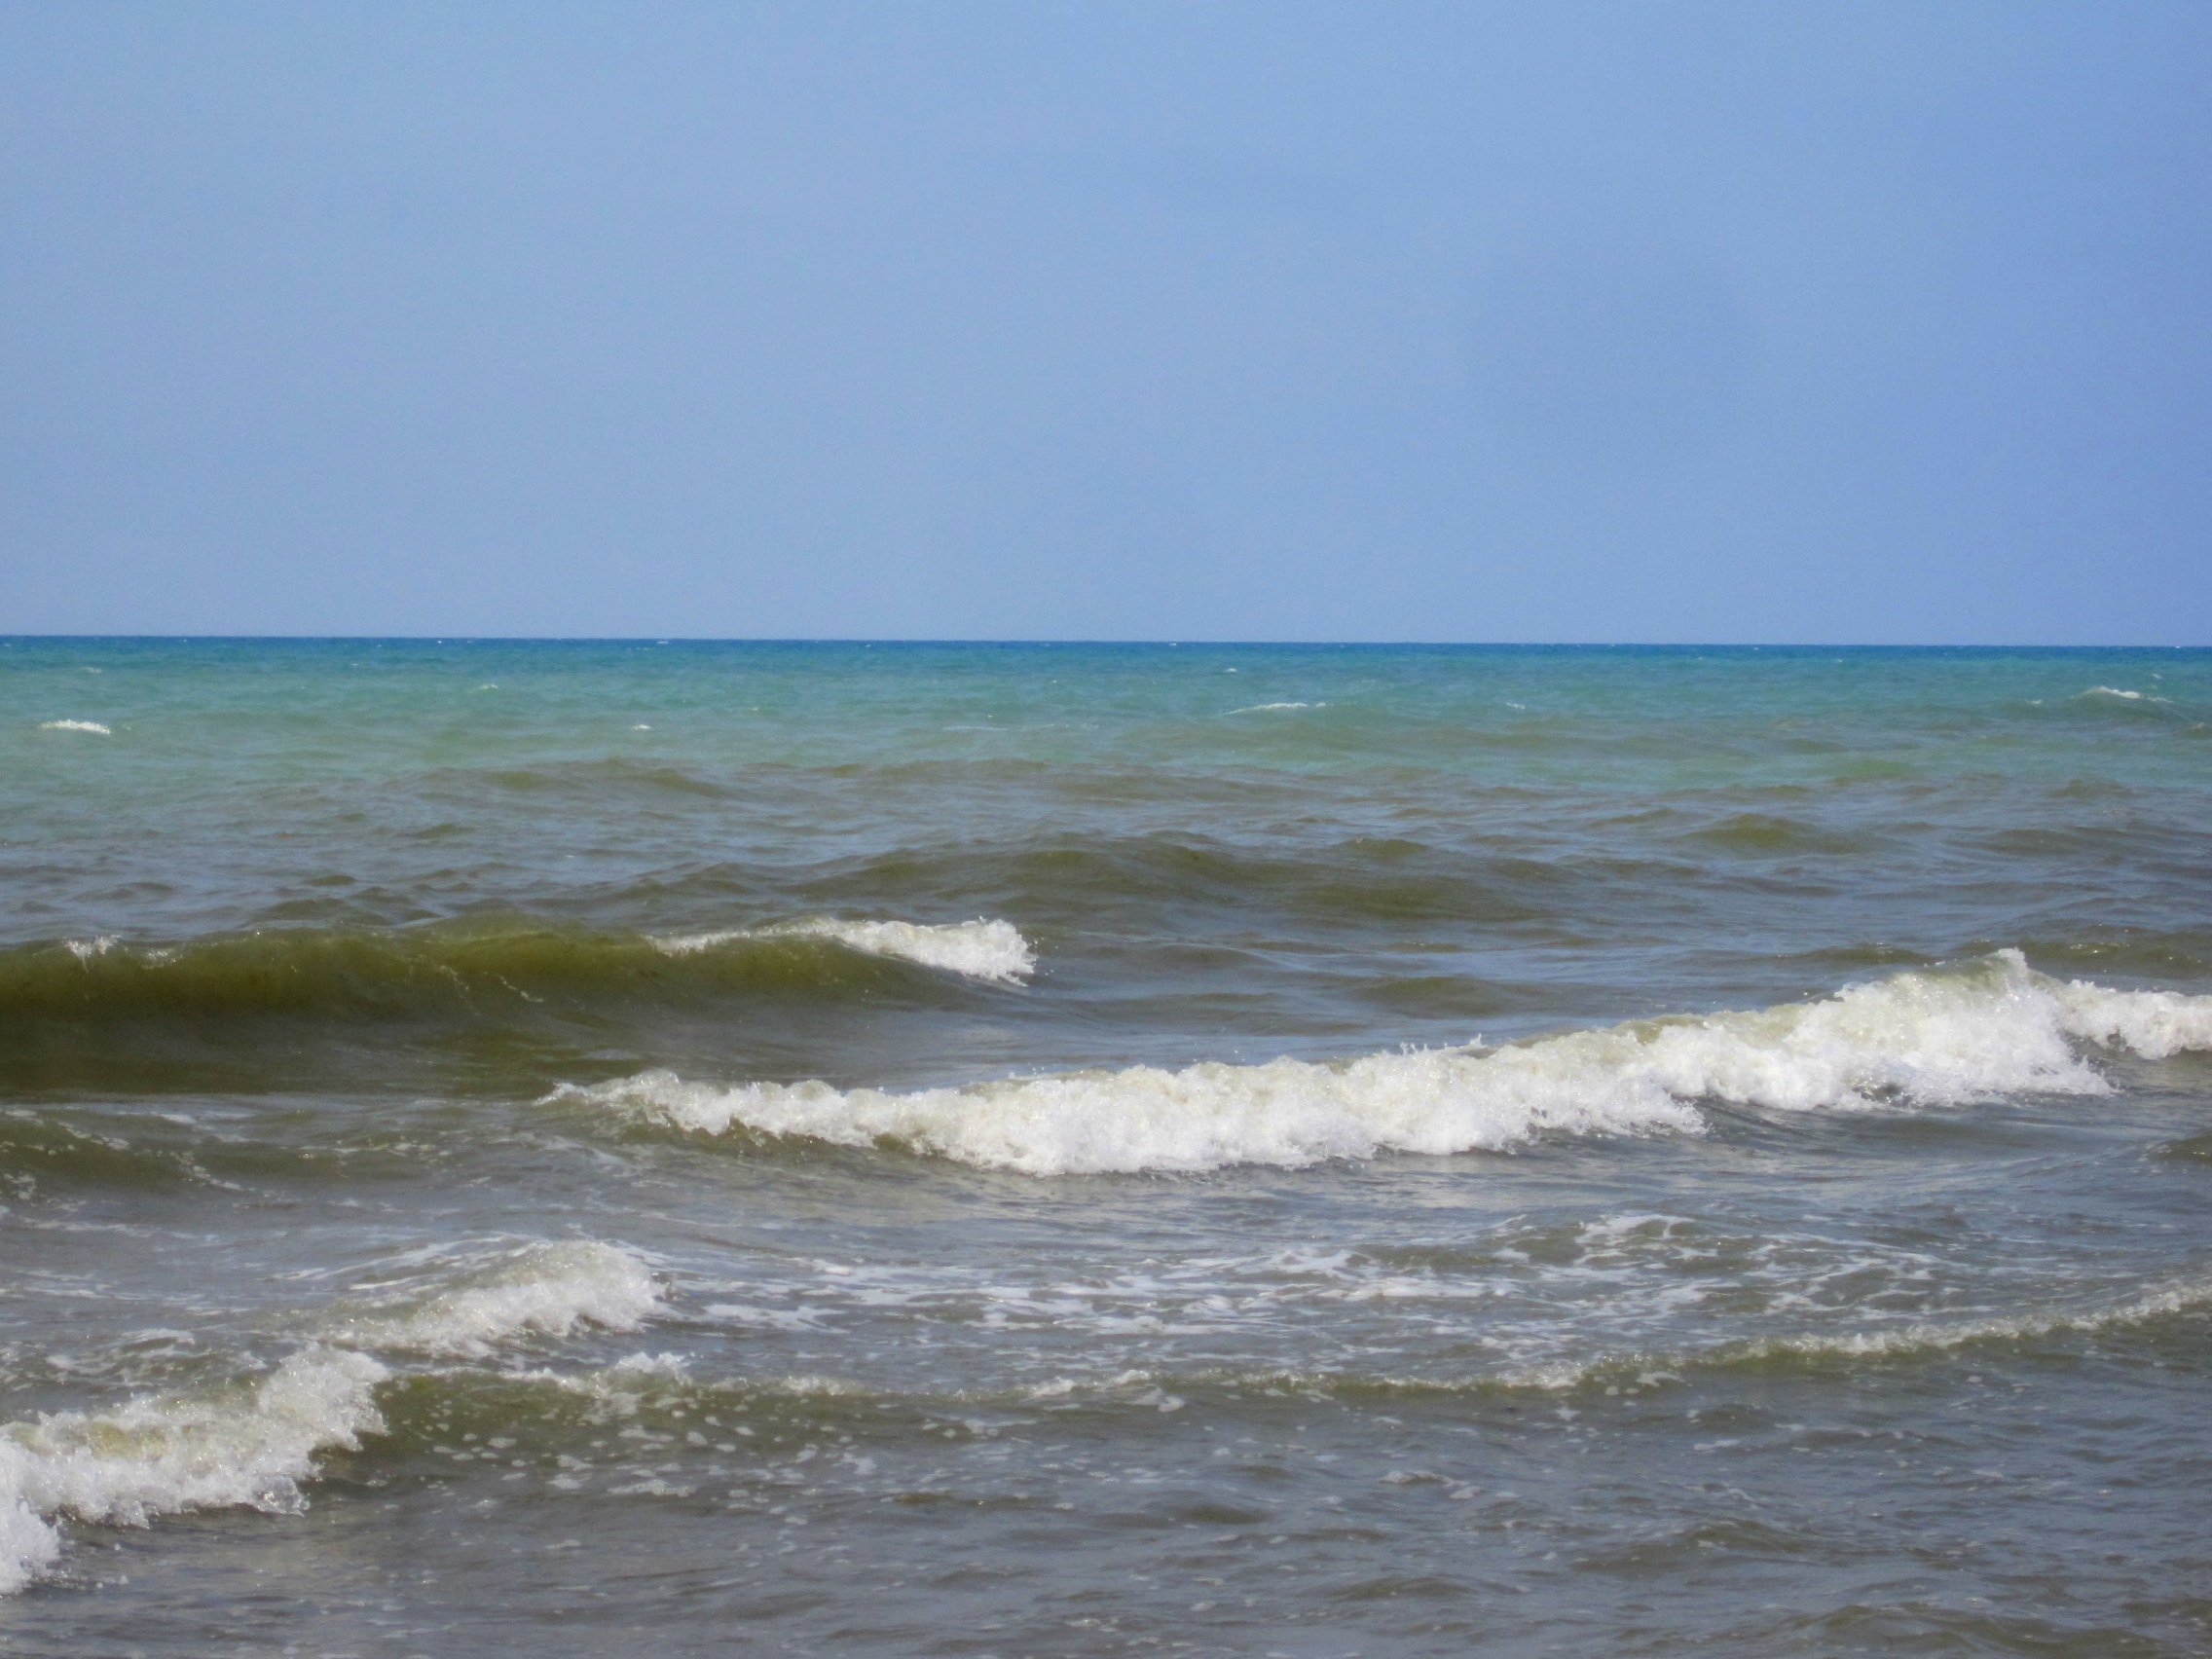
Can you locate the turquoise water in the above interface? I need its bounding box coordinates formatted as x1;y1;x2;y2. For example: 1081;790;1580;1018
2;641;2209;1654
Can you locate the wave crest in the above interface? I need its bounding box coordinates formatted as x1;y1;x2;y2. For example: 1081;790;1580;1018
0;914;1032;1023
0;1236;662;1595
650;917;1033;984
552;953;2212;1175
0;1347;387;1596
320;1241;662;1359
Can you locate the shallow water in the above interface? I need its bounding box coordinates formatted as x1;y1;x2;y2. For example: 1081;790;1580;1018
2;641;2209;1655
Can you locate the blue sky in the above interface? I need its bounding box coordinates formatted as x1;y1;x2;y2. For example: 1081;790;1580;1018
3;2;2207;643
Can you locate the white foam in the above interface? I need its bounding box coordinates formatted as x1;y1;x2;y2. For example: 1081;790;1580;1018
2078;685;2171;704
1729;1275;2212;1366
552;952;2212;1175
2048;975;2212;1059
650;917;1035;984
0;1347;386;1596
1228;702;1325;714
324;1241;661;1359
62;937;118;962
37;720;110;735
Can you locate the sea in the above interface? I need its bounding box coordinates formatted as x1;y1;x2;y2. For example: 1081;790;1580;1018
1;639;2208;1657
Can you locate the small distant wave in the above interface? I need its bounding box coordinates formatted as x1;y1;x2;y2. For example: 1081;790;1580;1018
2074;685;2174;707
552;952;2212;1175
650;917;1034;985
319;1241;661;1359
1228;701;1326;715
1684;813;1871;856
35;719;109;735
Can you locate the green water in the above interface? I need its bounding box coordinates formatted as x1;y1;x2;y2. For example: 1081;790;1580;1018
2;641;2209;1654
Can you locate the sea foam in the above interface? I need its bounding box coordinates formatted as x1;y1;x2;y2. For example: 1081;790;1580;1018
36;719;110;735
650;917;1035;984
0;1239;660;1595
322;1240;662;1359
553;953;2212;1175
0;1347;387;1596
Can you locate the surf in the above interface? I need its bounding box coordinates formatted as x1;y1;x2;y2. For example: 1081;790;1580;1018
551;952;2212;1174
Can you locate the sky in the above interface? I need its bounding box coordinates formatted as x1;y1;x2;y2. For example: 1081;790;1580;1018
2;1;2208;644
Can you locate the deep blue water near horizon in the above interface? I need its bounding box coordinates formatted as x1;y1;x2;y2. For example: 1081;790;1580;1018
1;639;2208;1656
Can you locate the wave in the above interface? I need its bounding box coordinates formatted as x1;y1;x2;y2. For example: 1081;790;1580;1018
649;917;1033;984
0;1238;658;1596
317;1241;662;1359
0;914;1032;1023
551;952;2212;1174
10;1253;2203;1596
1068;1272;2212;1404
795;833;1591;929
1366;1273;2212;1395
1683;813;1873;856
0;1347;387;1596
1228;702;1327;714
34;719;109;735
1670;1274;2212;1374
2059;684;2185;719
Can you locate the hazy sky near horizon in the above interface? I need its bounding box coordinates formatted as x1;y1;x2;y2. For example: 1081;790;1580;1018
3;2;2208;643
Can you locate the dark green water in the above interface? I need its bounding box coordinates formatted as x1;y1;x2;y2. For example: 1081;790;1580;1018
2;641;2209;1655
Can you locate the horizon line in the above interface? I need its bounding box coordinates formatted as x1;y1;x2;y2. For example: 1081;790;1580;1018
1;635;2205;651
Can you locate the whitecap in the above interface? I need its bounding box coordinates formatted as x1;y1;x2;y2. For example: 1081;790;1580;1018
550;952;2212;1176
320;1240;661;1359
1228;702;1326;715
650;917;1035;984
0;1236;669;1593
0;1347;387;1596
37;720;110;735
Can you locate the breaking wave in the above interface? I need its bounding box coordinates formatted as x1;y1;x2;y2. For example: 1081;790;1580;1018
0;1347;387;1597
318;1241;662;1359
0;1239;659;1595
649;917;1033;984
35;719;110;735
552;952;2212;1174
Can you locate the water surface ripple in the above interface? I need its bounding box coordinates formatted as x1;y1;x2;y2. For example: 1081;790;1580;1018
2;641;2209;1656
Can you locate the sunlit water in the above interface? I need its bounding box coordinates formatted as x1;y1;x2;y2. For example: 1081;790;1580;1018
2;641;2209;1656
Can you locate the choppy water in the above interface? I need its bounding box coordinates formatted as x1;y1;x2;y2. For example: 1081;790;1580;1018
3;640;2209;1656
